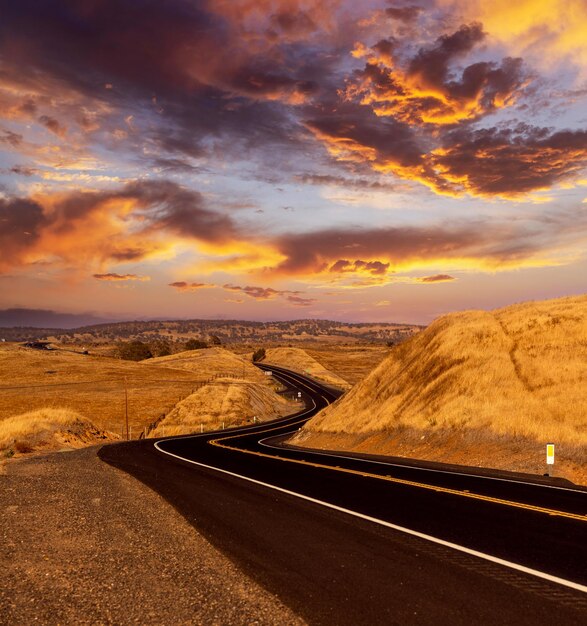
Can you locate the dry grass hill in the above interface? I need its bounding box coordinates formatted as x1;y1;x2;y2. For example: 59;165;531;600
0;408;118;455
304;346;390;385
146;348;297;435
149;381;296;437
291;295;587;485
262;347;352;390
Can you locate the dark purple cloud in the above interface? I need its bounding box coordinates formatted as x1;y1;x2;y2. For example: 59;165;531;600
434;125;587;196
385;6;422;23
222;284;301;300
0;197;47;266
169;281;212;292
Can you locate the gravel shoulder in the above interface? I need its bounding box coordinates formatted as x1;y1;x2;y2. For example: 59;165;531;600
0;445;304;625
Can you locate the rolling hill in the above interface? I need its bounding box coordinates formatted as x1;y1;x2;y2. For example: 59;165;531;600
291;295;587;485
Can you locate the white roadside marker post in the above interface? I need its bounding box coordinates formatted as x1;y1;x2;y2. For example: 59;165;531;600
546;443;555;476
200;423;203;433
297;391;302;402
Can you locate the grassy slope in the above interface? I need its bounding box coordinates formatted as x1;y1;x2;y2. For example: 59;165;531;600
150;380;297;437
0;408;118;454
263;347;352;390
293;295;587;483
305;346;390;385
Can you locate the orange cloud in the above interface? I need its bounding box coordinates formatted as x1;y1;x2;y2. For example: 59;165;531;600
307;108;587;198
329;259;390;276
442;0;587;74
94;273;150;282
0;181;245;272
169;281;215;292
286;295;316;306
345;23;527;126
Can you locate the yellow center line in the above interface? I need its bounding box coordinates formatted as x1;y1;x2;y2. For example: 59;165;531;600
228;369;587;522
210;429;587;523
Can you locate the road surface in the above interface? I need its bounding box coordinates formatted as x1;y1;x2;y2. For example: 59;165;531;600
100;364;587;625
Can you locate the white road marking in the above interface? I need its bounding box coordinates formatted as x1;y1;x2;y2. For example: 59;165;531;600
154;437;587;595
154;364;587;594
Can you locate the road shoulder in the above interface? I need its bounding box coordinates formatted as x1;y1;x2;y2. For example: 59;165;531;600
0;445;304;625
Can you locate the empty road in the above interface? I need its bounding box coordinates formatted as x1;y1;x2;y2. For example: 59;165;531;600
100;364;587;625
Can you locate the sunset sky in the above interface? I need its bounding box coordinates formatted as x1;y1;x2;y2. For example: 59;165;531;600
1;0;587;325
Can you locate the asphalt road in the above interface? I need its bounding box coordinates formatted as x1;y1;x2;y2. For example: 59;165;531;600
100;364;587;625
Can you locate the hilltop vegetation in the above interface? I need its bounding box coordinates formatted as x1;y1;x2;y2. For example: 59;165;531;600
0;318;421;345
292;295;587;484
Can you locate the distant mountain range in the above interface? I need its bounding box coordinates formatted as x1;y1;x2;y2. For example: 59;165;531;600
0;317;423;344
0;308;113;329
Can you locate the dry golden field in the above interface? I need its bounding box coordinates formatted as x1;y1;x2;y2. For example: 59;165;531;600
304;346;390;385
262;347;352;390
0;344;295;455
0;344;204;439
146;347;268;383
293;295;587;484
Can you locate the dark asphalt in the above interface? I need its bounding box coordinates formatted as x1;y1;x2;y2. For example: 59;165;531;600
99;364;587;625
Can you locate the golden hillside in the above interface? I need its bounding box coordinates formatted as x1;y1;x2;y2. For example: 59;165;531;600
0;408;118;456
305;346;390;385
146;347;267;383
292;295;587;484
150;379;297;437
263;347;351;390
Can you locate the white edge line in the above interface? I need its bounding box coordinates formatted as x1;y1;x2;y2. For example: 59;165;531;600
153;437;587;595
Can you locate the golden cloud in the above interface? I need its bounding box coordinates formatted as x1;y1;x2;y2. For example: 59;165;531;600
94;273;150;282
345;23;526;127
441;0;587;73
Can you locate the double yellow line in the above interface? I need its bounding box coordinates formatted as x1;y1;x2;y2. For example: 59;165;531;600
210;421;587;524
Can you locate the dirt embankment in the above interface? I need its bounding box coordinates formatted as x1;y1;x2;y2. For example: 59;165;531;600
292;294;587;485
0;447;303;625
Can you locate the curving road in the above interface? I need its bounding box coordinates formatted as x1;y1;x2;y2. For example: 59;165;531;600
100;364;587;625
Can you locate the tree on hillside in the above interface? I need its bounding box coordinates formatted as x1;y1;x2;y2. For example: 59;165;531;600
209;335;222;345
117;341;153;361
252;347;266;362
185;339;208;350
151;340;171;357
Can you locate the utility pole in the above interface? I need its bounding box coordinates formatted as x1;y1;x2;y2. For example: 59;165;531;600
124;377;129;441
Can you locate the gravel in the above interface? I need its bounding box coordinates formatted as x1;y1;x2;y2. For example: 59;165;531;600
0;446;305;625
